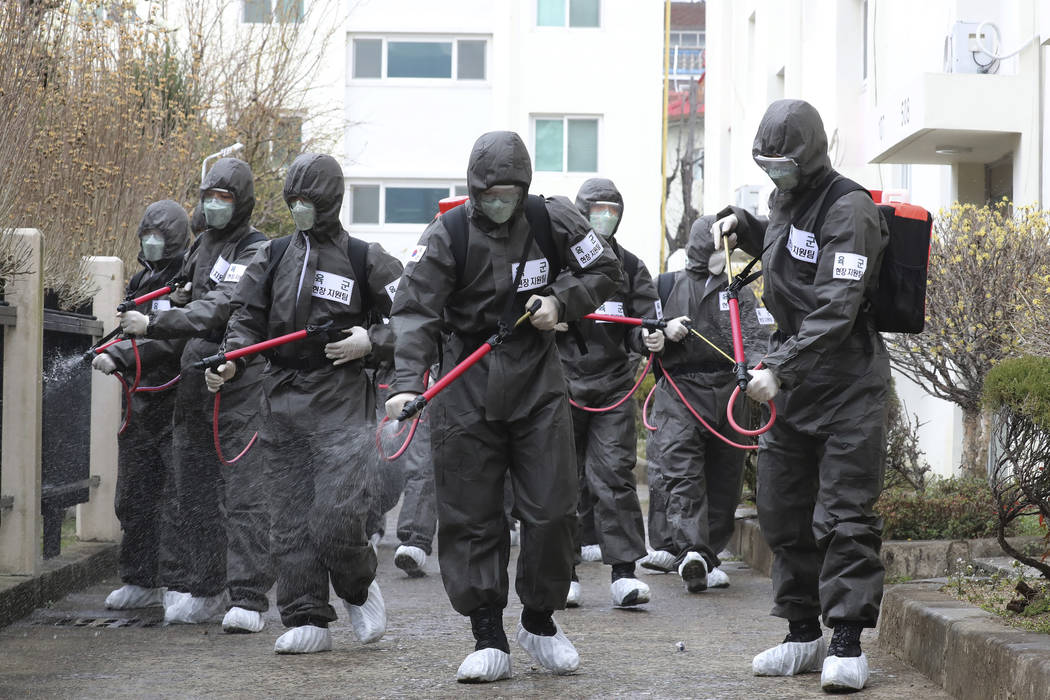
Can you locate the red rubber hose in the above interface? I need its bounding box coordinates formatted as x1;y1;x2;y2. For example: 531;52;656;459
213;392;258;465
569;354;654;414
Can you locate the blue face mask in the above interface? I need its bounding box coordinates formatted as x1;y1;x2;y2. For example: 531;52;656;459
202;197;235;229
290;200;316;231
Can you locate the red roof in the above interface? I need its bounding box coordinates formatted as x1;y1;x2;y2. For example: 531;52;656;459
671;1;705;30
668;75;705;118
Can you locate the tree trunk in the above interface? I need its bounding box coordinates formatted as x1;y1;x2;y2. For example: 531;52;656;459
960;407;987;480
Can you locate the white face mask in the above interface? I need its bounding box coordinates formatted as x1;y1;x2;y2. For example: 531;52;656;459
477;186;521;225
202;197;234;229
290;200;316;231
589;211;620;238
708;250;726;276
140;233;165;262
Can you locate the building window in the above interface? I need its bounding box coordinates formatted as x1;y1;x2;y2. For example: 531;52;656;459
243;0;301;23
534;117;598;173
537;0;600;28
350;184;468;225
350;37;487;80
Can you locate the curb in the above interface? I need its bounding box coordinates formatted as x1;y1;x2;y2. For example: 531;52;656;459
880;584;1050;700
0;542;118;628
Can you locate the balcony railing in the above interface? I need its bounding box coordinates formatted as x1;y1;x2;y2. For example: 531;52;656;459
668;46;705;76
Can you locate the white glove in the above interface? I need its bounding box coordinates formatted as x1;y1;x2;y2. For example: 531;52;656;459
118;310;149;336
553;322;569;332
746;368;780;402
324;326;372;366
664;316;690;342
91;353;117;375
385;391;421;421
711;214;739;250
641;328;665;353
526;294;560;331
204;361;236;393
169;282;192;306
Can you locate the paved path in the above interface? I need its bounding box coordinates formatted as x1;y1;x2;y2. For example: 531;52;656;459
0;534;950;699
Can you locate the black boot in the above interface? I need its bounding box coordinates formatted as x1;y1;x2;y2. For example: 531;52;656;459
827;623;863;658
784;617;822;643
610;562;636;582
469;606;509;653
520;607;556;637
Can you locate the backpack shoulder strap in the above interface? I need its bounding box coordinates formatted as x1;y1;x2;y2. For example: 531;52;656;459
812;177;870;234
234;229;268;260
524;194;560;271
622;249;639;293
347;235;374;312
657;271;677;308
263;235;293;296
127;269;147;296
443;205;469;286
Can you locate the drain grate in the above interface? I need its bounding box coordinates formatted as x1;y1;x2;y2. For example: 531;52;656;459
35;616;161;628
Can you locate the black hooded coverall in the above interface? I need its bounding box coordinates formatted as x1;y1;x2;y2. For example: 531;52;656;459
143;159;274;612
556;178;655;567
389;131;622;615
717;99;890;627
645;216;770;570
104;200;190;590
223;153;404;628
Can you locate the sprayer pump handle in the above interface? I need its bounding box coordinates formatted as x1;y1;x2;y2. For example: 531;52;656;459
398;395;428;422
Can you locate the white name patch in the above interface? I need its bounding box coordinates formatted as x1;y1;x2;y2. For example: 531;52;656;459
593;300;625;323
151;299;171;312
209;256;231;284
312;270;354;305
385;277;401;302
654;300;663;320
832;252;868;281
719;291;729;311
756;307;776;325
572;231;605;268
787;225;819;263
223;263;247;284
511;258;549;292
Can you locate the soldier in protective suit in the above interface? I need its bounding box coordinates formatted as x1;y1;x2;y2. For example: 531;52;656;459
642;216;770;592
555;177;672;610
92;200;190;610
386;131;622;683
209;153;403;655
118;159;274;632
712;99;890;692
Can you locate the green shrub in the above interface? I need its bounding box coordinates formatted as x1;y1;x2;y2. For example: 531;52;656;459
876;477;1000;540
983;355;1050;432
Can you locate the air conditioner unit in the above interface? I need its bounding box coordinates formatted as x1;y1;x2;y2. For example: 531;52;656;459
944;21;997;74
734;185;762;215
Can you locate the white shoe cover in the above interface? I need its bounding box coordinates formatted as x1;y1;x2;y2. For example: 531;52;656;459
345;580;386;643
163;590;189;609
516;616;580;675
456;648;512;683
707;567;730;588
105;584;164;610
368;532;381;553
222;606;264;634
565;581;582;608
509;527;520;547
164;592;229;624
394;545;427;577
640;550;676;573
580;544;602;562
678;551;708;592
821;653;869;691
610;578;650;607
752;638;827;676
274;624;332;654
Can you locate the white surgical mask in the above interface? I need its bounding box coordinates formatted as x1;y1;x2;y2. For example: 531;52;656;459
477;186;521;225
202;197;234;229
140;233;165;262
708;250;726;276
290;200;316;231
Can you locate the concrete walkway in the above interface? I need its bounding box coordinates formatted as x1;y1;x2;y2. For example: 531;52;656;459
0;537;948;699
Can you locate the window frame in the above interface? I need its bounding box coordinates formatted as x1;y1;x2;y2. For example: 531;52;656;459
348;182;469;227
348;35;489;82
242;0;301;24
531;115;601;174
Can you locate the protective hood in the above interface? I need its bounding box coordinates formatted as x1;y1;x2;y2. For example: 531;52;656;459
686;214;718;278
283;152;344;240
190;204;207;235
467;131;532;229
136;199;190;265
199;157;255;235
574;177;624;237
752;99;832;193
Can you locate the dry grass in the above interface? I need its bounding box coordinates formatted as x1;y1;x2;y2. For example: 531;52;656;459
943;564;1050;635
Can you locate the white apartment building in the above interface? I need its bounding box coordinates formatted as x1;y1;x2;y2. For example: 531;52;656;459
704;0;1050;476
341;0;665;268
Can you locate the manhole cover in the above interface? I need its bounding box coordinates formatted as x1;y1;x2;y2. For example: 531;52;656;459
34;616;160;628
